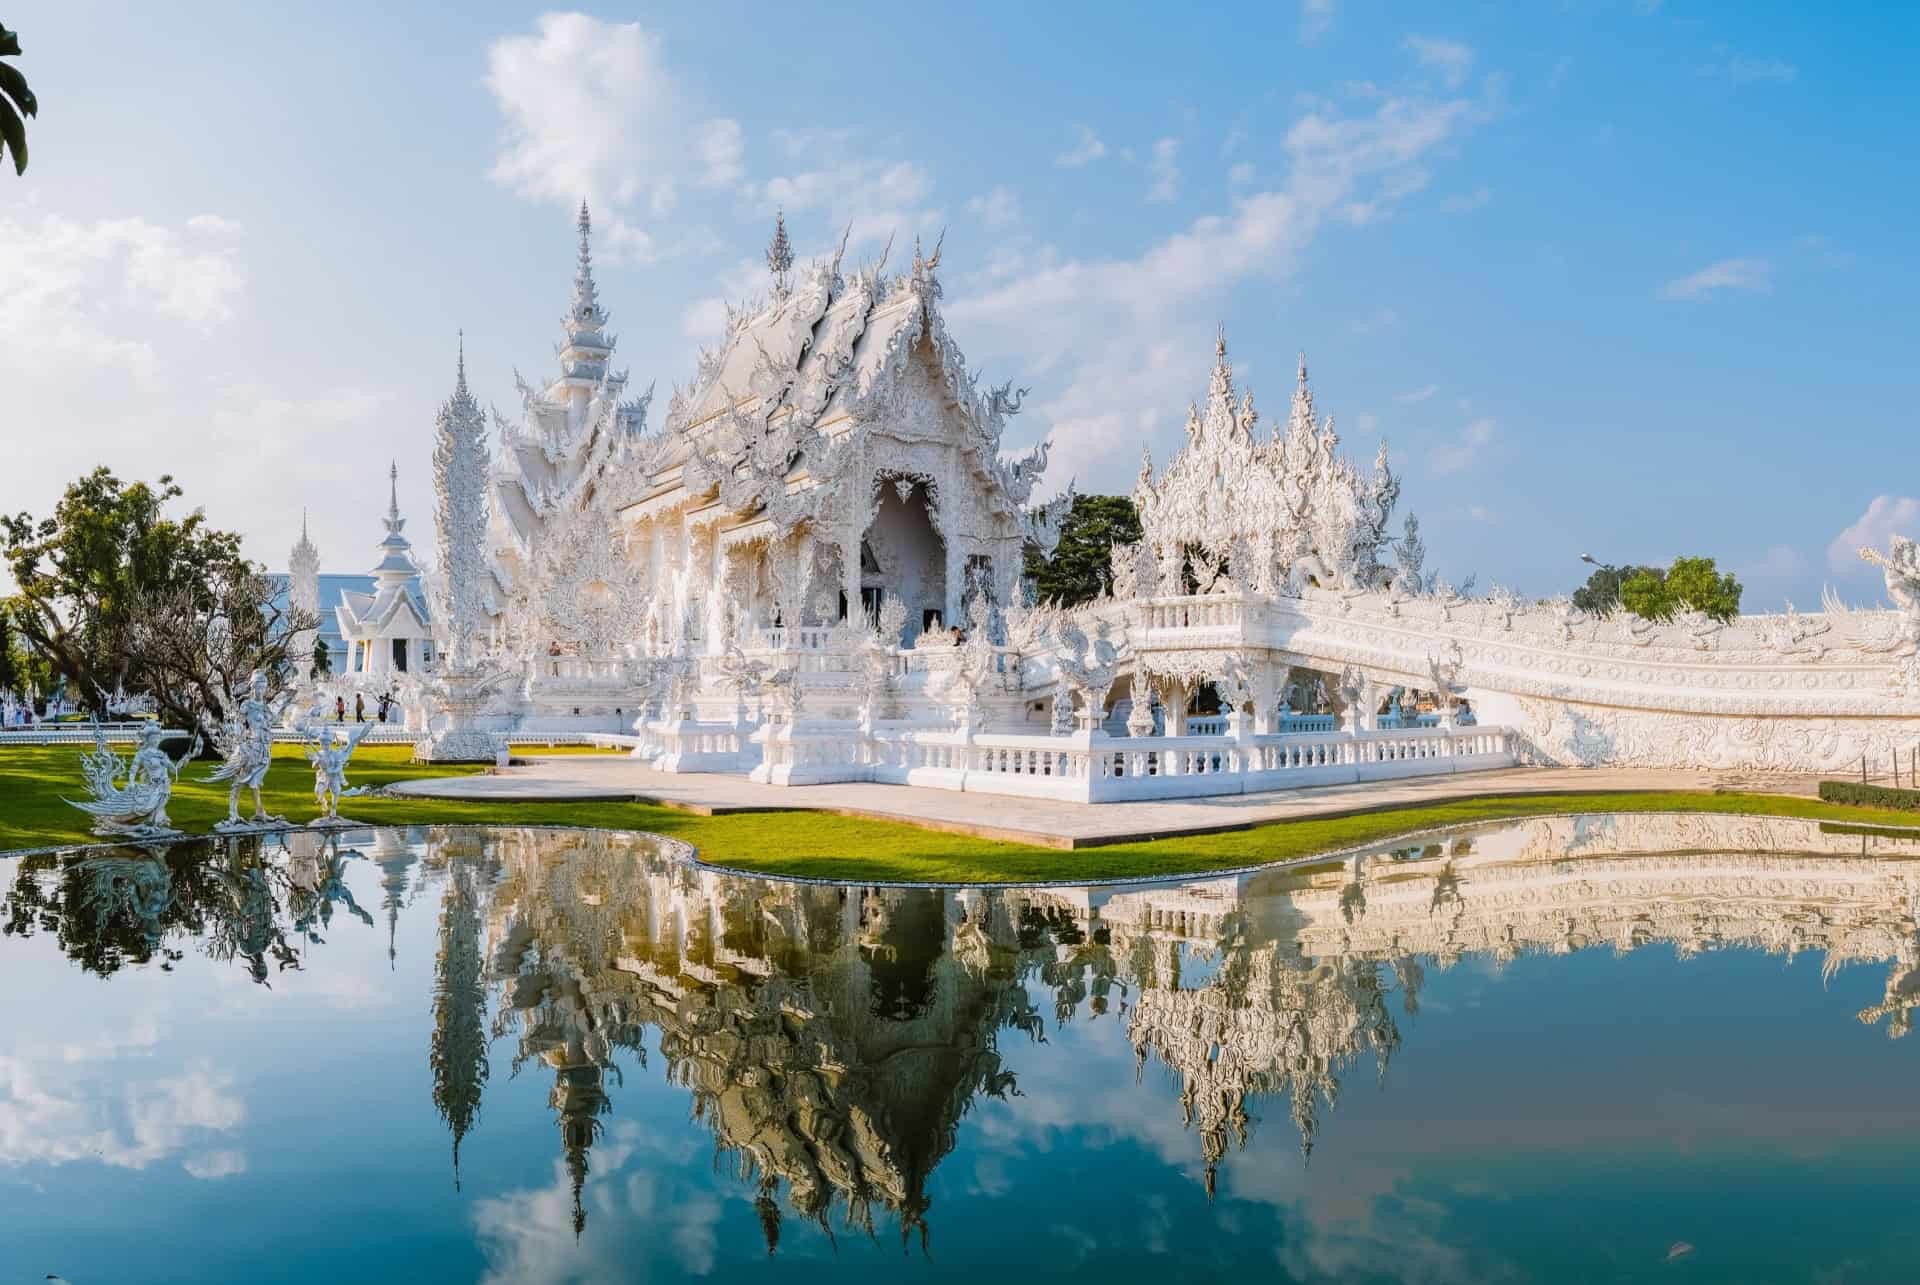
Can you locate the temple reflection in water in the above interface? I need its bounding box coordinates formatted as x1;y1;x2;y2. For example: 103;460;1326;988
7;814;1920;1250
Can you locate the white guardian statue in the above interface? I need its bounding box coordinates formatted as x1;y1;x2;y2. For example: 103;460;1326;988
203;669;293;831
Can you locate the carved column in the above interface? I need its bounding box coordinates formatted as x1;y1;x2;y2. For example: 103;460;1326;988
844;514;862;623
1165;678;1192;736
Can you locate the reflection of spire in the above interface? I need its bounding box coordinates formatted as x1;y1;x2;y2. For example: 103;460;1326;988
431;860;490;1190
755;1183;782;1256
554;1064;609;1239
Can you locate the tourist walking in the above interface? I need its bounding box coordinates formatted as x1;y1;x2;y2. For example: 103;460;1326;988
334;695;346;724
377;690;393;724
354;693;365;723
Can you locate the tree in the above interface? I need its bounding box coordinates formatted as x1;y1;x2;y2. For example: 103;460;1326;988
0;24;37;177
311;634;333;679
0;597;21;695
1618;556;1743;623
2;468;314;728
123;571;313;732
1023;495;1143;606
1572;563;1663;616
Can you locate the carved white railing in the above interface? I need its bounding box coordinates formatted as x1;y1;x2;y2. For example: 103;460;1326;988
750;721;1514;801
756;626;838;652
645;718;759;772
541;656;628;683
1140;595;1248;631
0;721;155;744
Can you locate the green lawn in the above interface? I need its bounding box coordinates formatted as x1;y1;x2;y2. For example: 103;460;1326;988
3;743;1917;883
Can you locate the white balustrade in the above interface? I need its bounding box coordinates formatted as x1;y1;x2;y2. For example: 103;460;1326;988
1142;594;1247;631
740;720;1513;802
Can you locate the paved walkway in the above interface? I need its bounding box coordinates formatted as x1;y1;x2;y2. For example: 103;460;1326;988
388;756;1824;849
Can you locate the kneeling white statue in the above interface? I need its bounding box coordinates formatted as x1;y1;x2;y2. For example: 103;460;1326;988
65;721;202;839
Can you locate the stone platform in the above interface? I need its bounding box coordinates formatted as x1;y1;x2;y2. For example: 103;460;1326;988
387;758;1823;849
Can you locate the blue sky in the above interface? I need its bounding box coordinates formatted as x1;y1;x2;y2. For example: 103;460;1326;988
2;0;1915;609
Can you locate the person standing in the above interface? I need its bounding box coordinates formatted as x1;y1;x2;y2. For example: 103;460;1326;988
354;693;366;723
335;695;346;724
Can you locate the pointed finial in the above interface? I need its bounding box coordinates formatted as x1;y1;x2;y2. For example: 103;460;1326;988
766;208;794;299
1297;350;1309;387
455;329;468;396
301;507;309;541
389;460;400;518
567;201;605;330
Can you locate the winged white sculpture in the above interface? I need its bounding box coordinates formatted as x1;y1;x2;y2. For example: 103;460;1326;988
298;711;378;827
65;721;202;839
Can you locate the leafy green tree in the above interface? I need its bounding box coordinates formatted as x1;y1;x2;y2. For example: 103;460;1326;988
0;24;37;177
1023;495;1143;606
1618;556;1743;623
2;468;312;728
1572;563;1663;615
311;634;332;678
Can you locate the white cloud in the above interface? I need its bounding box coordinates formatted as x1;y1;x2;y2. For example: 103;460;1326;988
693;118;744;190
1146;138;1181;203
1736;543;1811;608
185;213;244;237
470;1121;723;1284
1301;0;1337;43
1658;257;1772;300
948;85;1484;496
1397;384;1439;403
1829;496;1920;577
485;14;741;260
0;1053;245;1175
754;129;938;249
967;185;1021;227
679;256;789;343
1439;185;1490;213
1429;417;1495;474
1701;53;1798;86
1405;36;1475;89
0;211;246;386
182;1148;249;1179
1055;124;1107;168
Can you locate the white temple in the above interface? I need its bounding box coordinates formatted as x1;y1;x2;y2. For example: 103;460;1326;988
393;206;1920;794
334;463;434;682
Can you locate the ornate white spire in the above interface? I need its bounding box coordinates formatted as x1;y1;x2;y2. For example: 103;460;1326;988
385;460;404;536
568;200;606;331
555;202;614;387
288;508;322;681
1284;351;1317;444
766;208;793;300
434;331;492;657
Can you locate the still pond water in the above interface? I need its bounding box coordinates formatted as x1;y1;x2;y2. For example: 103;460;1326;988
3;814;1920;1283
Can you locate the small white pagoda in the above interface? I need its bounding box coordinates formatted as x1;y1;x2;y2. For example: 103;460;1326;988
335;464;434;681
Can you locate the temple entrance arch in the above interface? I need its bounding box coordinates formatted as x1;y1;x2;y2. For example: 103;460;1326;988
862;476;947;647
